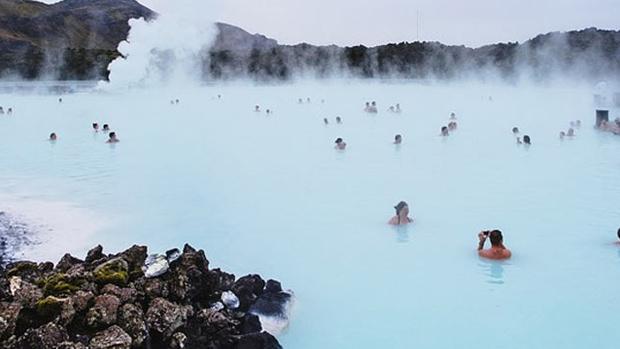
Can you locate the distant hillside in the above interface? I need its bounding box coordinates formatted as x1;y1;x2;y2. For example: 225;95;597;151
0;0;619;81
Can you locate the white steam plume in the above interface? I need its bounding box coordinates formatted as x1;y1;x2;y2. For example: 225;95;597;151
100;0;220;89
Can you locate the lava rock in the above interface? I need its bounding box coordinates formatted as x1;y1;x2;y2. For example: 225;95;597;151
89;325;132;349
118;303;146;348
146;297;192;339
85;245;104;264
86;294;121;329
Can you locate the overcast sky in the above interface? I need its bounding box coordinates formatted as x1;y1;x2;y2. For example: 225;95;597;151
44;0;620;48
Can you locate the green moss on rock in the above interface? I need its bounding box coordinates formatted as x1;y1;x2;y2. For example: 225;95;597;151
40;273;81;296
35;296;64;319
93;258;129;286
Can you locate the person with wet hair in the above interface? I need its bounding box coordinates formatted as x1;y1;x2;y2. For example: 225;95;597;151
567;128;575;137
58;98;62;103
441;126;449;136
103;124;110;132
92;123;99;132
49;133;57;141
336;116;342;124
395;104;401;113
364;102;370;112
448;121;458;131
560;131;566;139
575;120;582;127
334;138;347;150
450;112;457;120
0;107;4;114
477;230;511;260
512;127;519;134
306;97;311;103
323;118;329;125
7;108;12;115
106;132;119;143
388;201;414;225
523;135;531;145
389;106;395;113
617;227;620;243
255;105;260;112
394;134;402;144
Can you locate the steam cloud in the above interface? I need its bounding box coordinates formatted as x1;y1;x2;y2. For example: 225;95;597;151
101;0;219;90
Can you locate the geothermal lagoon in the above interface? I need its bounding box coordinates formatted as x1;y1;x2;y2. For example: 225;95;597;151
1;80;619;348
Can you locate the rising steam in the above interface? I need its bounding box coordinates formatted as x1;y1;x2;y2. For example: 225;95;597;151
101;0;219;90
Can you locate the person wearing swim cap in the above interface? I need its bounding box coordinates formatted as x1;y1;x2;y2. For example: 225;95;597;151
388;201;413;225
477;230;511;260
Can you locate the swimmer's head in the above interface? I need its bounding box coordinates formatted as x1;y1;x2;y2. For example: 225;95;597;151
441;126;449;135
523;135;531;144
617;227;620;240
394;134;402;143
92;123;99;130
335;138;343;144
103;124;110;131
109;132;116;139
489;230;503;246
394;201;409;216
512;127;519;134
560;131;566;138
323;118;328;124
567;128;575;136
49;133;57;141
336;116;342;123
372;101;376;106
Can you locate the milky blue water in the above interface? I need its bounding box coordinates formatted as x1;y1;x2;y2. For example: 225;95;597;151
1;80;619;348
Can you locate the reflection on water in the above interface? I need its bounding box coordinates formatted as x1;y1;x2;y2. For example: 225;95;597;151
392;224;410;243
478;259;509;285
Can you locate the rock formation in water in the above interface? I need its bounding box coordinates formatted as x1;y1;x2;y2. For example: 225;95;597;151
0;0;618;81
0;244;293;349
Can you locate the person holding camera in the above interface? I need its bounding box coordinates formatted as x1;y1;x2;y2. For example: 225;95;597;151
477;230;511;260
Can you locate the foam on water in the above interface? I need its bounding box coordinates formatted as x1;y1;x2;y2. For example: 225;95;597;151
0;80;619;348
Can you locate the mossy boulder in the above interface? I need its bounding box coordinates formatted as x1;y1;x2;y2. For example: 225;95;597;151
94;258;129;286
40;273;81;296
35;296;64;319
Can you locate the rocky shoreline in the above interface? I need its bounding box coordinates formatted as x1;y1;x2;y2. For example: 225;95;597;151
0;244;293;348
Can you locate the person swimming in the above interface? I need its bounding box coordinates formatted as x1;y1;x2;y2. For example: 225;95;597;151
7;108;12;115
298;98;303;104
512;127;519;134
477;230;511;260
395;104;401;113
394;134;402;144
103;124;110;132
92;123;99;132
567;128;575;137
575;120;581;127
106;132;119;143
388;201;413;225
175;99;180;104
560;131;566;139
266;109;271;115
58;98;62;103
449;112;457;120
323;118;329;125
336;116;342;124
306;97;311;103
255;105;261;112
389;106;395;113
441;126;449;136
49;133;57;141
448;121;458;131
0;107;4;114
335;138;347;150
364;102;370;112
523;135;531;145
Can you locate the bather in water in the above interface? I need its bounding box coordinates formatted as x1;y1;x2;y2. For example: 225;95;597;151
441;126;449;136
394;134;402;144
106;132;119;144
388;201;413;225
334;138;347;150
477;230;511;260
